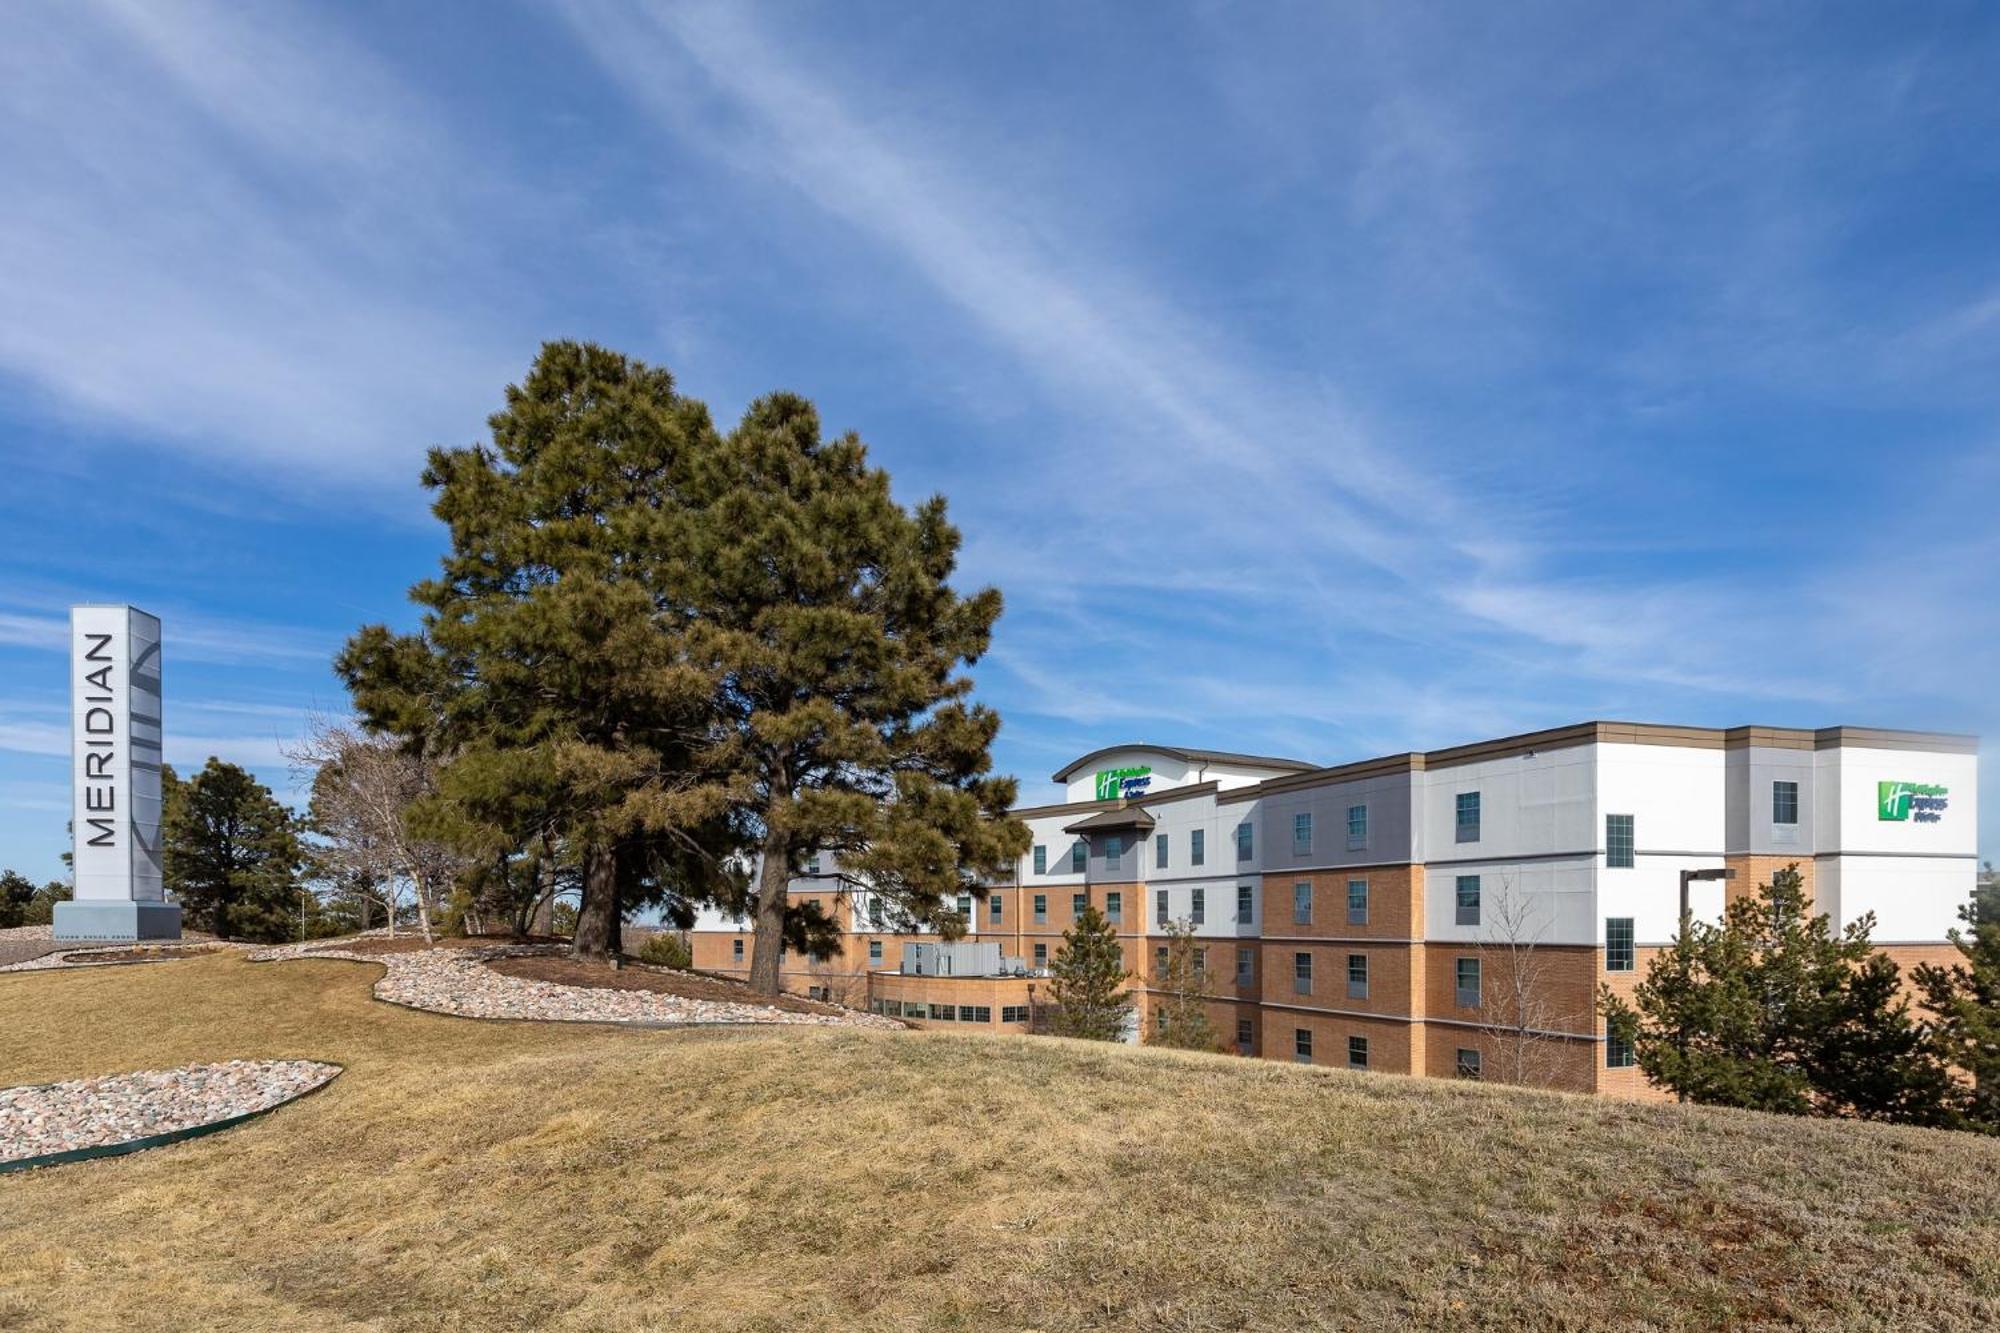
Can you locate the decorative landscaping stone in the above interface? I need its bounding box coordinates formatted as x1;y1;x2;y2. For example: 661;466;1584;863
249;940;903;1030
0;941;242;973
0;1060;340;1170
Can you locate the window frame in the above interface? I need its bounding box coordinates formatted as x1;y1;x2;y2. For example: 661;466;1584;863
1294;1028;1313;1063
1605;917;1635;972
1033;893;1047;925
1346;803;1368;850
1190;829;1205;866
1069;841;1086;873
1293;880;1313;925
1346;878;1368;925
1236;820;1253;863
1236;883;1254;925
1032;844;1046;876
1105;891;1122;923
1191;887;1205;925
1155;832;1169;868
1455;956;1482;1008
1455;791;1481;844
1348;1035;1369;1069
1105;834;1122;872
1455;1048;1482;1079
1455;874;1481;927
1293;951;1313;995
1293;811;1313;856
1606;813;1635;869
1773;779;1800;827
1346;952;1369;1000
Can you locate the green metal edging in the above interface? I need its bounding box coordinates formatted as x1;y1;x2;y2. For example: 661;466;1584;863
0;1063;343;1177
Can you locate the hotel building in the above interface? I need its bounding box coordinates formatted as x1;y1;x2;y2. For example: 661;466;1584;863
687;722;1980;1096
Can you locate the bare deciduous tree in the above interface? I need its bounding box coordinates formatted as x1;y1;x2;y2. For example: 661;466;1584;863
1478;877;1593;1088
288;716;467;943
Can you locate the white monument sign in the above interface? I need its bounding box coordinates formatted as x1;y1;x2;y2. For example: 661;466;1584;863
54;605;181;940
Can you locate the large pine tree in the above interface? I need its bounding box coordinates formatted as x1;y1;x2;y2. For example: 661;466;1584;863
1912;871;2000;1134
1600;865;1955;1124
1047;905;1133;1041
338;342;737;958
675;392;1027;994
163;758;303;942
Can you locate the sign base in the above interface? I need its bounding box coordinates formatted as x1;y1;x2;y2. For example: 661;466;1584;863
52;901;183;942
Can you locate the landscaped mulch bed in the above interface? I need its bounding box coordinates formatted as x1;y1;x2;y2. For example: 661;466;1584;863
487;954;857;1018
0;1060;341;1172
250;939;903;1030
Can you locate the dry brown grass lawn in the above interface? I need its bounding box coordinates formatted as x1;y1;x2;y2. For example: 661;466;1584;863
2;953;1996;1332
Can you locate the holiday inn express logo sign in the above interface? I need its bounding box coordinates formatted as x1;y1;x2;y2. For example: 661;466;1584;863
1878;781;1949;823
1095;766;1152;800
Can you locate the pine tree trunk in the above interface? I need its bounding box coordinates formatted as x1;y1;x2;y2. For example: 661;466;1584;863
747;836;790;995
572;843;620;960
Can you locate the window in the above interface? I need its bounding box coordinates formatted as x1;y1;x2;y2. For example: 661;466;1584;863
1155;889;1169;926
1236;821;1254;862
1455;875;1481;927
1190;829;1205;866
929;1004;954;1021
1456;791;1481;843
805;853;821;875
902;1001;925;1019
1294;811;1313;855
1293;881;1313;925
1033;845;1047;875
1155;1010;1168;1032
1106;835;1123;872
1347;803;1368;849
1605;917;1634;972
1236;1018;1254;1055
1072;892;1087;918
1105;891;1122;923
1155;832;1169;868
1348;1036;1369;1069
1455;1048;1482;1079
1606;1021;1634;1069
1193;947;1207;978
868;940;883;964
1155;945;1169;973
957;893;972;920
960;1005;991;1023
1033;943;1048;967
1773;780;1799;826
732;939;744;961
1455;957;1482;1008
1191;888;1206;925
1347;878;1368;925
1070;841;1086;873
1606;814;1635;869
990;895;1004;926
1001;1005;1029;1024
1034;894;1047;924
1294;951;1313;995
1236;883;1254;924
1346;953;1369;1000
1235;946;1254;986
1294;1028;1313;1063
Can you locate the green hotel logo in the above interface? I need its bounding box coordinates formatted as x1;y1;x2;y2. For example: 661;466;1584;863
1878;781;1949;823
1094;766;1153;800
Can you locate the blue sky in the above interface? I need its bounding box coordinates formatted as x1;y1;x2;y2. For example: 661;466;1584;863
2;1;1996;881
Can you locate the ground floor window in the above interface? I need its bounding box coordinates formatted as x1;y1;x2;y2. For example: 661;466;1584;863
901;1001;926;1019
1236;1018;1253;1054
1294;1028;1313;1063
732;939;743;961
1455;1048;1481;1079
808;985;829;1001
958;1005;991;1023
928;1003;955;1021
1348;1036;1368;1069
1001;1005;1029;1024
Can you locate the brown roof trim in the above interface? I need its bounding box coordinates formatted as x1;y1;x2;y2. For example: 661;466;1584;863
1010;795;1123;820
1222;753;1425;802
1813;726;1980;754
1723;726;1815;751
1064;807;1158;834
1050;744;1317;783
1012;780;1223;821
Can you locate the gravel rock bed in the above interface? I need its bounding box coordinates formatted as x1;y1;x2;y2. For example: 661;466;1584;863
249;940;904;1030
1;1060;340;1168
0;925;55;941
0;941;244;973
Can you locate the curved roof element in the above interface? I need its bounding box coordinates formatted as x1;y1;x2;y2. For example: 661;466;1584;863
1050;744;1318;783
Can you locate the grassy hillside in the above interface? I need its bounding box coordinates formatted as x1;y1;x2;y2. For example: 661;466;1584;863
2;954;1996;1332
